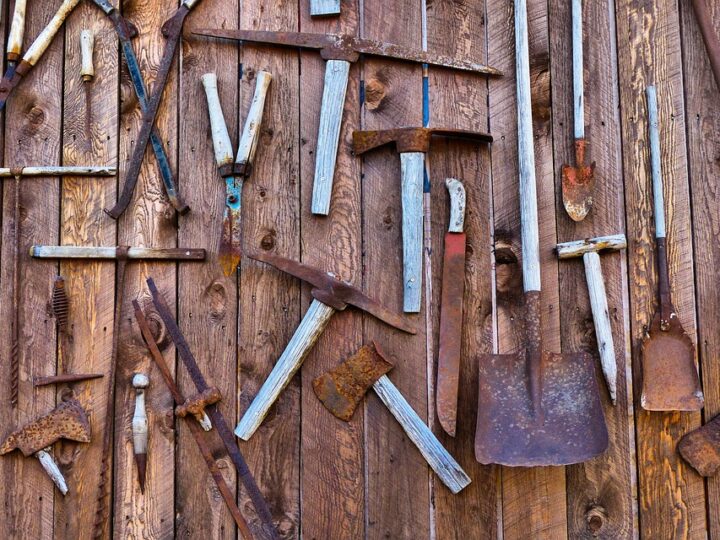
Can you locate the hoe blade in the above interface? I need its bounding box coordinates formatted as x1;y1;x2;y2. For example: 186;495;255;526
475;351;608;466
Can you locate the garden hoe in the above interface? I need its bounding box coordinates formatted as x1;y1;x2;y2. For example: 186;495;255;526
474;0;608;466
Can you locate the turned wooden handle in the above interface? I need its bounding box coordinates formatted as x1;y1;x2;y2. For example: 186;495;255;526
400;152;425;313
311;59;350;215
445;178;466;233
132;374;149;455
310;0;341;16
80;29;95;81
236;70;272;168
6;0;27;61
23;0;81;67
201;73;234;167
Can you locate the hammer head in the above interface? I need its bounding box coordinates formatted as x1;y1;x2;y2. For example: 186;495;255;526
0;398;91;457
353;127;492;155
556;234;627;260
313;341;394;421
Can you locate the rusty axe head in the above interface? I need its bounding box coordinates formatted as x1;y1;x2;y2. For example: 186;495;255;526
353;127;493;155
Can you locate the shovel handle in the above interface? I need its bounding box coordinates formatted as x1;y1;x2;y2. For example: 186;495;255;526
201;73;235;167
400;152;425;312
7;0;27;62
646;86;666;239
572;0;584;139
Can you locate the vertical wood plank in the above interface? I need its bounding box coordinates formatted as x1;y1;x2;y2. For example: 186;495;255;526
298;1;364;538
424;1;497;538
614;0;707;538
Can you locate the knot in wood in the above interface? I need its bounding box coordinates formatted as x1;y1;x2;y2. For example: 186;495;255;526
585;505;607;535
364;77;386;110
175;387;222;419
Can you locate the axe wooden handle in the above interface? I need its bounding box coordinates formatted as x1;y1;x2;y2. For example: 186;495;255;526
6;0;27;61
310;0;341;16
201;73;234;167
236;71;272;166
400;152;425;312
36;448;68;495
23;0;81;67
30;246;206;260
311;59;351;215
80;29;95;81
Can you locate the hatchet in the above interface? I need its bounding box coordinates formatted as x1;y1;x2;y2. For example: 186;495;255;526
235;252;416;440
191;28;501;217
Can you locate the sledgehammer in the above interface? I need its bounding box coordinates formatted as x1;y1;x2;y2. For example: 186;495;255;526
556;234;626;404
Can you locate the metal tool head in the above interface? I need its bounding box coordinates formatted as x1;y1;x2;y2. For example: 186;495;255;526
0;398;91;457
353;127;492;155
313;341;394;421
561;140;596;221
678;414;720;477
247;252;416;334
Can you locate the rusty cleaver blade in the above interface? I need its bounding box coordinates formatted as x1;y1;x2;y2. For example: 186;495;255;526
436;179;467;437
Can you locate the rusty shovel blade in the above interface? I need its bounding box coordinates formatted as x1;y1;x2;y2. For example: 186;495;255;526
561;139;595;222
678;414;720;477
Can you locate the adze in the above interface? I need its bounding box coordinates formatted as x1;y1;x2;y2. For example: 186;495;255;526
191;28;502;217
235;252;416;440
202;70;272;275
314;341;471;494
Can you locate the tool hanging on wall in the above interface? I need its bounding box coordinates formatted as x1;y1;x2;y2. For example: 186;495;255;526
690;0;720;92
105;0;203;219
191;28;501;218
640;86;703;411
145;279;280;539
34;373;104;387
556;234;627;404
51;275;70;334
80;28;95;142
234;252;416;440
90;0;188;215
201;70;272;275
474;0;608;467
0;398;91;495
0;0;81;111
6;0;27;76
314;341;471;493
131;373;149;493
436;178;467;437
29;245;205;539
310;0;340;17
678;414;720;477
561;0;595;221
353;128;492;313
5;165;115;407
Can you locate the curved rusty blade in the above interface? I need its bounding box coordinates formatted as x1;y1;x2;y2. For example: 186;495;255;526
561;139;595;222
690;0;720;92
678;414;720;477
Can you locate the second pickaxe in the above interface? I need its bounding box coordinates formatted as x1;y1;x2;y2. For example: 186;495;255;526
235;252;416;440
353;127;492;313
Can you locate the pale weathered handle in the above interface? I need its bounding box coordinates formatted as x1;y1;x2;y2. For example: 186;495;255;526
132;374;149;455
556;234;627;259
572;0;584;139
236;70;272;167
445;178;466;233
80;29;95;81
310;0;341;16
646;85;666;239
182;0;203;10
515;0;540;292
23;0;81;67
311;59;351;215
373;375;471;494
400;152;424;313
235;299;335;440
30;246;206;260
0;165;115;177
201;73;234;167
583;251;617;405
7;0;27;60
37;449;68;495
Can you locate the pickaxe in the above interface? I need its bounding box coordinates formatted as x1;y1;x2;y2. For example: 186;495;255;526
191;28;501;217
353;128;492;313
235;252;416;440
313;341;470;494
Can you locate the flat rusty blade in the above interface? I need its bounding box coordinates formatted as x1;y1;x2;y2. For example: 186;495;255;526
436;232;466;437
219;177;242;276
135;452;147;493
561;139;595;222
192;28;333;50
678;414;720;477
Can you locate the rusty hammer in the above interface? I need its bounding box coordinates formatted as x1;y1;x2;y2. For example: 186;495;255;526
0;398;91;494
556;234;627;404
235;252;416;440
353;127;492;312
313;341;470;493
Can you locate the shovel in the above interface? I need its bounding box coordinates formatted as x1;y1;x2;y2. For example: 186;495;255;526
640;86;703;411
474;0;608;466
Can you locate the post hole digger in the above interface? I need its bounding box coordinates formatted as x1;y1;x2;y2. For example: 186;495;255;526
474;0;607;467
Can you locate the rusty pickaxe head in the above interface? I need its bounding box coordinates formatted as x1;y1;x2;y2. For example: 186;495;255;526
353;127;493;155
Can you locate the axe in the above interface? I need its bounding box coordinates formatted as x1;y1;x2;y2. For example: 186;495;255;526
235;252;416;440
313;342;470;494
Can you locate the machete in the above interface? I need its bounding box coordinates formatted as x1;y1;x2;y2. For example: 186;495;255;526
105;0;204;220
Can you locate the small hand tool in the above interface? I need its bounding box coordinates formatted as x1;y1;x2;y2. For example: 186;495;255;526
131;373;149;493
80;28;95;142
678;414;720;477
105;0;203;220
310;0;340;17
192;28;501;218
561;0;595;221
234;252;416;440
201;70;272;275
0;0;81;111
353;128;492;313
29;244;205;539
5;0;27;76
0;398;91;495
90;0;188;215
474;0;607;467
641;86;703;411
436;178;467;437
556;234;627;404
314;341;471;493
34;373;104;387
690;0;720;92
145;280;280;539
5;165;115;407
50;275;70;334
175;388;220;431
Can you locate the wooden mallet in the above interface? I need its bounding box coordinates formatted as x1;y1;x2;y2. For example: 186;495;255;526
556;234;627;404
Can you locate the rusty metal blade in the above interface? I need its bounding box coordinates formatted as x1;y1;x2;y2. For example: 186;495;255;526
192;28;333;50
561;139;595;222
134;452;147;493
436;232;466;437
678;414;720;477
219;178;242;275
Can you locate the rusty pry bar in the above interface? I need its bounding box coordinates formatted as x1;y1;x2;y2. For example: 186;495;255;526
105;0;204;220
34;373;104;387
146;279;280;540
51;276;70;334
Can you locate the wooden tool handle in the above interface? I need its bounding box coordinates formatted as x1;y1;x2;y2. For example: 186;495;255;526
236;70;272;167
6;0;27;61
30;246;206;260
0;165;116;177
80;29;95;81
132;374;149;456
572;0;584;139
646;86;666;239
400;152;424;313
201;73;234;167
36;449;68;495
445;178;466;233
235;299;335;440
310;0;341;17
23;0;81;67
182;0;203;10
373;375;471;494
311;59;350;215
515;0;541;292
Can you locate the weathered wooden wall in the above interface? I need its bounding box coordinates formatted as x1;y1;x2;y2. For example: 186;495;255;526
0;0;718;538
